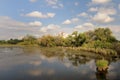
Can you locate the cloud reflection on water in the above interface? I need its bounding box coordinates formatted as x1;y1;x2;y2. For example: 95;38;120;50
29;60;42;66
0;47;120;80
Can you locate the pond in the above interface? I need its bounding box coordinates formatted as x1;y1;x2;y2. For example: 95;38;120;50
0;47;119;80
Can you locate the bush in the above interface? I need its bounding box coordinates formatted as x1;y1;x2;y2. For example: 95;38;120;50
96;60;108;67
83;41;112;49
96;59;108;71
112;42;120;54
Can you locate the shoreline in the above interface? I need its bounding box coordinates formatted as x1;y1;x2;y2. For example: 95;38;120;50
0;45;118;57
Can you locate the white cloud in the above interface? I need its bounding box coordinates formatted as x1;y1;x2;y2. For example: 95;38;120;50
0;17;63;38
99;25;120;33
29;0;37;3
40;27;48;33
0;17;42;28
71;18;79;22
25;11;55;18
98;7;116;15
89;7;116;15
106;26;120;33
92;0;111;4
89;7;98;12
47;24;60;30
0;16;26;28
39;25;73;37
75;25;83;29
83;23;94;27
62;19;71;25
78;12;88;17
75;22;94;29
29;21;42;27
90;7;116;23
92;13;114;23
62;18;79;25
47;13;56;18
46;0;64;8
0;16;45;39
40;24;60;33
0;17;43;30
74;22;94;32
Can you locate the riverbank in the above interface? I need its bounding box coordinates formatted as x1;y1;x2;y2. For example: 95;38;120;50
0;44;39;48
0;44;118;56
63;47;117;56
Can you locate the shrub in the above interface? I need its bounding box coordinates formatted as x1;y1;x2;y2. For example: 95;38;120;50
96;59;108;71
112;42;120;54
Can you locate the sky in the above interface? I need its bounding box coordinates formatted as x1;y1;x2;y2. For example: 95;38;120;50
0;0;120;40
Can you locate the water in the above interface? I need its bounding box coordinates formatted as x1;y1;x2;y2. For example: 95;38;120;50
0;47;119;80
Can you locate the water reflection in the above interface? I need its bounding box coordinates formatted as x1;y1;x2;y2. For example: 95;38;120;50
96;69;108;80
66;53;91;66
95;59;109;80
29;60;42;66
28;69;42;76
0;47;119;80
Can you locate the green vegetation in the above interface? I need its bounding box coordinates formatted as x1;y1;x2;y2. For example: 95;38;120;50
96;59;109;71
38;35;65;47
96;60;108;68
0;28;120;56
18;35;38;46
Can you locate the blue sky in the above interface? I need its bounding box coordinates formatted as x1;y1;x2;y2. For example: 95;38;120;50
0;0;120;40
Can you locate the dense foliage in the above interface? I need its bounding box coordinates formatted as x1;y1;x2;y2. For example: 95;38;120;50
0;28;120;55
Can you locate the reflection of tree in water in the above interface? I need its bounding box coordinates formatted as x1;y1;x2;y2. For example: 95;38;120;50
40;47;65;61
66;53;92;66
96;67;108;80
22;47;40;55
95;59;109;80
95;56;120;80
40;47;120;67
40;48;94;66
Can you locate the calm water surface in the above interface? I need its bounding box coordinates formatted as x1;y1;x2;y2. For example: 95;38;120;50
0;47;119;80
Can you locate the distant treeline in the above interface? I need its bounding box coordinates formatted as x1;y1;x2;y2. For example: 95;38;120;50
0;28;120;55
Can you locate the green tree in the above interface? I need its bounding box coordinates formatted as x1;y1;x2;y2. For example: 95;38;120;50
7;39;23;44
65;31;86;47
0;40;7;44
20;35;37;45
38;35;56;47
54;35;65;46
84;30;95;43
94;28;117;42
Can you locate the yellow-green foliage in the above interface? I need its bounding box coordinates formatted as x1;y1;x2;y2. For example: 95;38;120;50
82;40;113;49
96;59;108;68
70;47;117;56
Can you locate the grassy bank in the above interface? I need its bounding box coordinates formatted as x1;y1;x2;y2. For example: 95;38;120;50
64;47;117;56
0;44;117;57
0;44;39;48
